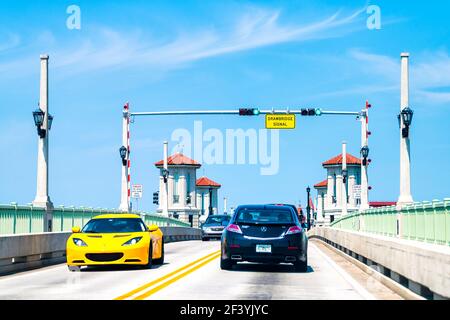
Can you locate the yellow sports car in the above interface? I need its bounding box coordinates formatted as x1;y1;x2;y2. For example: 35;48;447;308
66;213;164;271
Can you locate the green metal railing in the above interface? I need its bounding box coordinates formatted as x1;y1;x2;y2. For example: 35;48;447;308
0;203;190;235
0;203;46;234
330;198;450;246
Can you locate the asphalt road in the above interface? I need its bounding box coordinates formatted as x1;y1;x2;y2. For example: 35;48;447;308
0;239;402;300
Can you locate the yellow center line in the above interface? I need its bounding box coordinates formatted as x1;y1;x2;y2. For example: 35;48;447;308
133;252;221;300
114;250;220;300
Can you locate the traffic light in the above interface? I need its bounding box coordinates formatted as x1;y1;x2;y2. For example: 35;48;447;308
239;108;260;116
300;108;322;116
153;191;159;205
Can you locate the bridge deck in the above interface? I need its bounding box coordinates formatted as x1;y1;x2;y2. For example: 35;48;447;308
0;240;402;300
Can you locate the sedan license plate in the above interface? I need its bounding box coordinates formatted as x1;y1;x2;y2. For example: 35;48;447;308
256;244;272;253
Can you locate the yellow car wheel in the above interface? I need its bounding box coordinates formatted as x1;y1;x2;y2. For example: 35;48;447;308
153;240;164;265
145;242;153;269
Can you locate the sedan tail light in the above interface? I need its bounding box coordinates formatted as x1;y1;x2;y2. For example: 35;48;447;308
286;226;302;235
226;224;242;234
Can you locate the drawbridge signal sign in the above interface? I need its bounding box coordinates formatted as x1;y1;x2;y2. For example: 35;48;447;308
265;114;296;129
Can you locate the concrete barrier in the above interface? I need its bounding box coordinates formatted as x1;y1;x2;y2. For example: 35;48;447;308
0;227;201;275
309;227;450;299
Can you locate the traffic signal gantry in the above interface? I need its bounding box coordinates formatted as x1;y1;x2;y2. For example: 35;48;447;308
119;104;371;213
237;107;322;117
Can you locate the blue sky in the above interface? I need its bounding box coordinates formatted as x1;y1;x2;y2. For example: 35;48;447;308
1;0;449;212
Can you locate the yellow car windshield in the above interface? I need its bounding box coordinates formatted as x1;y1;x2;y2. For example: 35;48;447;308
82;218;147;233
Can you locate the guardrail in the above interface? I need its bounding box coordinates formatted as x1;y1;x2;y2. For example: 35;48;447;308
329;198;450;246
0;226;201;275
309;227;450;299
0;204;190;235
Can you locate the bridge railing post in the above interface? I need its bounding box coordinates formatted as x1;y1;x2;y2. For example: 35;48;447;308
433;200;445;245
12;202;17;234
28;204;33;233
423;201;433;243
445;198;450;246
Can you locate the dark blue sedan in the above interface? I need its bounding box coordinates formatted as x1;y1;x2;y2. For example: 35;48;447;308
220;204;308;272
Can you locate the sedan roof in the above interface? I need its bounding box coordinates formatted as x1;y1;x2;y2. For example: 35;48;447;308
92;213;142;219
236;204;295;211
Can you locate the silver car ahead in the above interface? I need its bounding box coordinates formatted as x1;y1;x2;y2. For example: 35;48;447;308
201;214;231;241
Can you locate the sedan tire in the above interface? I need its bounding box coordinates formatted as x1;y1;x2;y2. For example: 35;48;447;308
220;256;234;270
293;258;308;272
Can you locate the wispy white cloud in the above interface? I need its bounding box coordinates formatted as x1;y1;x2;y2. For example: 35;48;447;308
349;49;450;104
349;48;399;82
0;7;366;78
0;33;20;53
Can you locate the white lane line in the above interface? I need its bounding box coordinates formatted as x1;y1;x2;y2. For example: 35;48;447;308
311;242;376;300
0;264;67;281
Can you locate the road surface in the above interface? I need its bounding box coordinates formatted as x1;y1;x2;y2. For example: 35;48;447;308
0;240;402;300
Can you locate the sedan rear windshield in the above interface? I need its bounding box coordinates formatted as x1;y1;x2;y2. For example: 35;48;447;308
205;216;230;225
235;209;294;224
82;218;147;233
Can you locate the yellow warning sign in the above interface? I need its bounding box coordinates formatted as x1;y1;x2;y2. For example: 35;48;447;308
265;114;296;129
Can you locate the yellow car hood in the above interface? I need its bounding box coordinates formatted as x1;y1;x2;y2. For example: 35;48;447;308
71;232;148;249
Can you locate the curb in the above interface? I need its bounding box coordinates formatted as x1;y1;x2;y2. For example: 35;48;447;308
310;238;424;300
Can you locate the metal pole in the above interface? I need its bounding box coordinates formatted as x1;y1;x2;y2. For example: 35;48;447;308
201;192;205;216
342;141;348;216
209;188;213;215
130;109;361;117
397;52;414;207
306;187;311;230
360;105;370;211
162;141;169;217
119;103;130;212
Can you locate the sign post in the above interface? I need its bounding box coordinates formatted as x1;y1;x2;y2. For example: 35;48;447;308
131;184;143;212
352;184;361;201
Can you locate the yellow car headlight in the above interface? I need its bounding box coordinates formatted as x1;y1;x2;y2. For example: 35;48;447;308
122;237;143;246
73;238;88;247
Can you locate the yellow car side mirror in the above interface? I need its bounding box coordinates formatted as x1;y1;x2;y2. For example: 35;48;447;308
148;224;159;232
72;226;81;233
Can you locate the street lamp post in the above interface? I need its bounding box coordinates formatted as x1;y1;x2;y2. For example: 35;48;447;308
359;102;370;211
397;53;414;207
162;141;169;217
306;186;311;230
32;54;53;231
209;187;213;215
119;103;131;212
342;141;348;216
